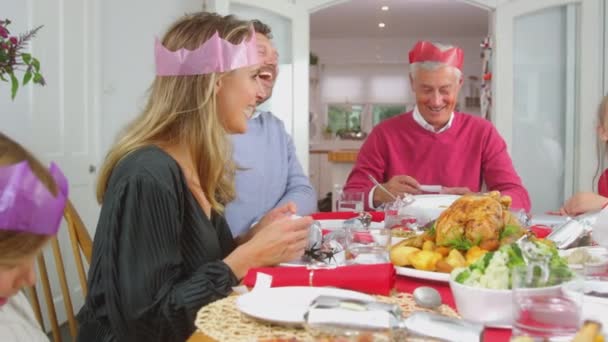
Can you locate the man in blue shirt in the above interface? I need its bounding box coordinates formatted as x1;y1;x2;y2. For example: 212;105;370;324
225;20;317;237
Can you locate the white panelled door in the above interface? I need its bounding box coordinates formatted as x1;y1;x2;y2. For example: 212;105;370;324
23;0;99;327
494;0;603;212
209;0;310;171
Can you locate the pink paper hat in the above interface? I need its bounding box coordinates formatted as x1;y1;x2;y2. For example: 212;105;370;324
408;41;464;71
155;25;259;76
0;160;68;236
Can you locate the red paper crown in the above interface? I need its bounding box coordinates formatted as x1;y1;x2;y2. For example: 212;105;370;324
408;41;464;71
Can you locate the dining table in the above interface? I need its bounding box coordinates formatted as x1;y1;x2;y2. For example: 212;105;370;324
187;274;512;342
187;210;540;342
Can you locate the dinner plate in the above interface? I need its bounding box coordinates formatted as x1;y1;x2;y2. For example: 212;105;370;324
236;286;374;326
401;194;460;225
395;266;450;282
317;219;384;230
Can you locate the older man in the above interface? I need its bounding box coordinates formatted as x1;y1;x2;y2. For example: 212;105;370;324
344;41;531;212
224;20;317;237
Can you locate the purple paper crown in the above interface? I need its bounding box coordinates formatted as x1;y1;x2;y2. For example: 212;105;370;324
0;160;69;236
155;25;259;76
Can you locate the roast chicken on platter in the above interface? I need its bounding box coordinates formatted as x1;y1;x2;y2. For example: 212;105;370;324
434;191;524;251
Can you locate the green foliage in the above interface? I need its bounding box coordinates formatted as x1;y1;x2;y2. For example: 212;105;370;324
499;224;521;240
444;235;473;251
327;104;363;134
0;19;45;99
455;269;470;283
372;104;407;125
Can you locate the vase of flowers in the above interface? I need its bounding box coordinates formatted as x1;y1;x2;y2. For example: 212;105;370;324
0;19;45;99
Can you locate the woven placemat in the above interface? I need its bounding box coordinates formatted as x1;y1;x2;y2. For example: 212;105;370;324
194;291;460;342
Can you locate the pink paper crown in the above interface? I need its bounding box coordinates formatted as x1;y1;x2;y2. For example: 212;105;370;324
0;160;68;236
408;41;464;71
155;26;259;76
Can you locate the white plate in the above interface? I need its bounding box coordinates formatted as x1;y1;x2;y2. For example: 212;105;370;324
395;266;450;282
409;194;460;208
401;194;460;225
316;219;384;230
236;286;374;326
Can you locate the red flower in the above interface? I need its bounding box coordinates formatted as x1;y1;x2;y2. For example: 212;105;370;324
0;26;8;39
9;36;17;45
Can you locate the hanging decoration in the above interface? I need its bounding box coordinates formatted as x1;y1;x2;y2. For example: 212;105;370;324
480;36;492;120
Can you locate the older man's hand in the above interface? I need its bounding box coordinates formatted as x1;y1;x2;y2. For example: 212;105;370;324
373;175;421;207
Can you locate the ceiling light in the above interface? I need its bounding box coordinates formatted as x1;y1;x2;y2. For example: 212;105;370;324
381;5;389;11
378;22;386;28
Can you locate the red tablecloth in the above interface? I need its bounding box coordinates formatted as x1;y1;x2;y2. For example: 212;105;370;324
311;211;385;222
395;275;511;342
309;211;553;341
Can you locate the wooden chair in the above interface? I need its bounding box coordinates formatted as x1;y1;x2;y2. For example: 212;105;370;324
26;200;93;342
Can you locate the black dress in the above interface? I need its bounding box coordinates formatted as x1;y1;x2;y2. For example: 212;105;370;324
77;146;239;342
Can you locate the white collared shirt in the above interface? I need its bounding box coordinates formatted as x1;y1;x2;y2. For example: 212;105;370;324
366;106;455;209
250;110;262;119
412;105;454;133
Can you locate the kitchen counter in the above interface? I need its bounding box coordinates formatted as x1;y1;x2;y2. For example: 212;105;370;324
328;149;358;163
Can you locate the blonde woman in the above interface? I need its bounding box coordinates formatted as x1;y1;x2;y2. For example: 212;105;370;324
0;132;69;342
77;13;311;341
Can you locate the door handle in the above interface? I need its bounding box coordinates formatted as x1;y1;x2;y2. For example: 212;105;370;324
89;165;96;174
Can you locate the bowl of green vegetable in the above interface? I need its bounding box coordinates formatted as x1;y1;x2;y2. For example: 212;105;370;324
449;240;572;327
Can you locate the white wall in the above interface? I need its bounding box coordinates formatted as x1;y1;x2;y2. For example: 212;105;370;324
1;0;32;144
99;0;203;161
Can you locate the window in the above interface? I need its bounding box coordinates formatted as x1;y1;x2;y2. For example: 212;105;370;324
327;104;363;133
372;104;407;126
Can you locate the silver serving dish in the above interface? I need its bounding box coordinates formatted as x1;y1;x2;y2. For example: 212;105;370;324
546;210;601;249
304;295;484;341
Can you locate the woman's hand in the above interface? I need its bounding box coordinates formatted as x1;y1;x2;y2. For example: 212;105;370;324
252;202;297;233
235;202;297;245
558;192;608;216
225;215;312;279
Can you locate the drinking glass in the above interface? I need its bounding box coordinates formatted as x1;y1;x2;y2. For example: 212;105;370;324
344;220;390;264
511;265;584;341
337;191;364;213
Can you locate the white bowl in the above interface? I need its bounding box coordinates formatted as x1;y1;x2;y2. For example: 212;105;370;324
449;277;514;327
449;274;561;327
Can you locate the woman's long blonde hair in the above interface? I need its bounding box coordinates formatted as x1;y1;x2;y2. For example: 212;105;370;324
96;12;253;212
0;132;55;261
594;94;608;188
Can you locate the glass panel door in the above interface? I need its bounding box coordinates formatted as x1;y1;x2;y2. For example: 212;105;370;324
511;5;576;213
494;0;603;213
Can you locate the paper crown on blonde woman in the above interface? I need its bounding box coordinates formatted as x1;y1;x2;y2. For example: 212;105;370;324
0;161;68;236
155;25;259;76
408;40;464;71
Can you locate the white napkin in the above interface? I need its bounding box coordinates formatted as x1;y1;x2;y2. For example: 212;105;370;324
306;307;391;330
232;272;273;294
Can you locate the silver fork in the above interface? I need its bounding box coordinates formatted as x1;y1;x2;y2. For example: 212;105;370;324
366;173;416;206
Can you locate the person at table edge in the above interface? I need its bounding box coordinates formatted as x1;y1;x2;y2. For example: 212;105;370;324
343;40;531;212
